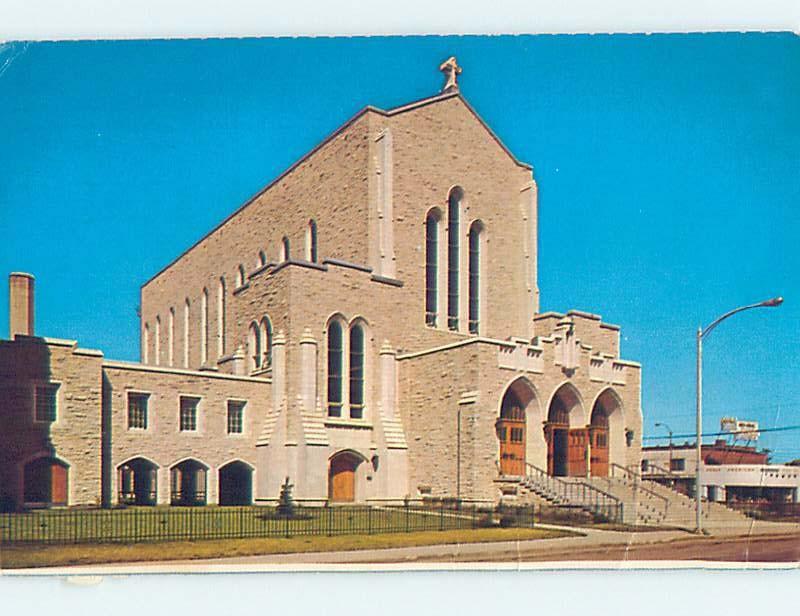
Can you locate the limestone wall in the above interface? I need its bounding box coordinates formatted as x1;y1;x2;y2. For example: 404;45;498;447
0;336;104;508
103;361;270;505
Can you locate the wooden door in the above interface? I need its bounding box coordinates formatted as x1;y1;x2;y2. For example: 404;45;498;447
568;428;588;477
329;455;357;502
497;416;525;475
590;427;609;477
51;463;68;505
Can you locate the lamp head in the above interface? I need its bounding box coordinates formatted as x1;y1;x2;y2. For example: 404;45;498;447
761;297;784;307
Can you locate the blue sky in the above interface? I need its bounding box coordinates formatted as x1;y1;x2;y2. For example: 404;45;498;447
1;34;798;460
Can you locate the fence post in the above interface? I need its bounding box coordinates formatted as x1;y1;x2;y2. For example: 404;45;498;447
405;501;410;533
285;508;290;538
439;500;444;531
368;507;373;535
327;506;333;536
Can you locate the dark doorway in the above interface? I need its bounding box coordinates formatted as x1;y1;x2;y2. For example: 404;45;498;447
218;461;253;505
118;458;158;505
170;459;207;506
549;428;569;477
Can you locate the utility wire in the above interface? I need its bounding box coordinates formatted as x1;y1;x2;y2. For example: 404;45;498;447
642;424;800;440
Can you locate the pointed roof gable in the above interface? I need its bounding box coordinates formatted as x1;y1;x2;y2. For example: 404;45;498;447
379;91;532;171
143;88;531;287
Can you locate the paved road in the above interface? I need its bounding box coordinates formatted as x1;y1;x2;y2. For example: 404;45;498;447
414;533;800;564
10;521;800;573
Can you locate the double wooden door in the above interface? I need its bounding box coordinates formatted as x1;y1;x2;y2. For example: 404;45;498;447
547;425;589;477
497;415;526;475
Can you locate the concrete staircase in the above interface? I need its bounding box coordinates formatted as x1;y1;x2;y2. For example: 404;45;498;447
519;464;626;524
515;463;752;530
584;464;752;530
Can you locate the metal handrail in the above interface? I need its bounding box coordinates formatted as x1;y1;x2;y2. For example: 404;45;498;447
608;463;670;514
525;463;623;522
641;462;676;477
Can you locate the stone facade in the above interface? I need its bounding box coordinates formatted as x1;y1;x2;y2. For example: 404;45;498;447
0;70;642;509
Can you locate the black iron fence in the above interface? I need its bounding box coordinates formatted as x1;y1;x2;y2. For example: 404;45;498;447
0;502;537;546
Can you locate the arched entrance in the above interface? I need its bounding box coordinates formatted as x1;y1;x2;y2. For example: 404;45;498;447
545;384;586;477
497;390;525;475
170;459;207;506
23;457;68;507
218;461;253;505
589;389;623;477
118;458;158;505
328;451;363;502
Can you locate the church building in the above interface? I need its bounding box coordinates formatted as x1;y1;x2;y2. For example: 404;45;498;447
0;59;642;510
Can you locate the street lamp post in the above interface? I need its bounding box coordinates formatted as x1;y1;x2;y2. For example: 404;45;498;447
655;421;673;470
695;296;783;533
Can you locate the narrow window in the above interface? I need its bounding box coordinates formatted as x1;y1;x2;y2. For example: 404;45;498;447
179;396;199;432
127;392;149;429
200;288;208;364
183;298;190;368
227;400;245;434
260;317;273;368
425;211;439;326
154;316;161;366
143;322;150;364
34;383;59;422
349;324;365;419
447;188;462;330
468;222;482;334
249;322;261;371
258;250;267;268
327;321;343;417
168;308;175;366
282;236;290;261
217;278;226;357
237;265;245;288
307;220;318;262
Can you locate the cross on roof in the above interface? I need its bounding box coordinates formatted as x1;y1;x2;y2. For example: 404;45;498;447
439;56;462;92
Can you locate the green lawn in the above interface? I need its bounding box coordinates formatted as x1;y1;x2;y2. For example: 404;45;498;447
0;505;528;545
0;526;573;569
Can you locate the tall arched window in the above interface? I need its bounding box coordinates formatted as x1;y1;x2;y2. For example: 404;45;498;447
236;265;245;288
349;323;365;419
281;236;290;262
425;210;440;327
468;221;483;334
248;322;261;372
306;220;318;263
447;187;463;330
200;288;209;364
259;317;273;368
168;307;175;366
327;320;343;417
154;316;161;366
258;251;267;268
183;298;190;368
143;323;150;364
217;278;226;357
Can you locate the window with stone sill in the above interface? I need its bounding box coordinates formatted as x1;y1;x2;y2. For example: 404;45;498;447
227;400;245;434
34;383;59;423
179;396;199;432
127;392;149;429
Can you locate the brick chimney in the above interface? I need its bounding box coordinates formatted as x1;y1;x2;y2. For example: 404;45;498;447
9;272;34;338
